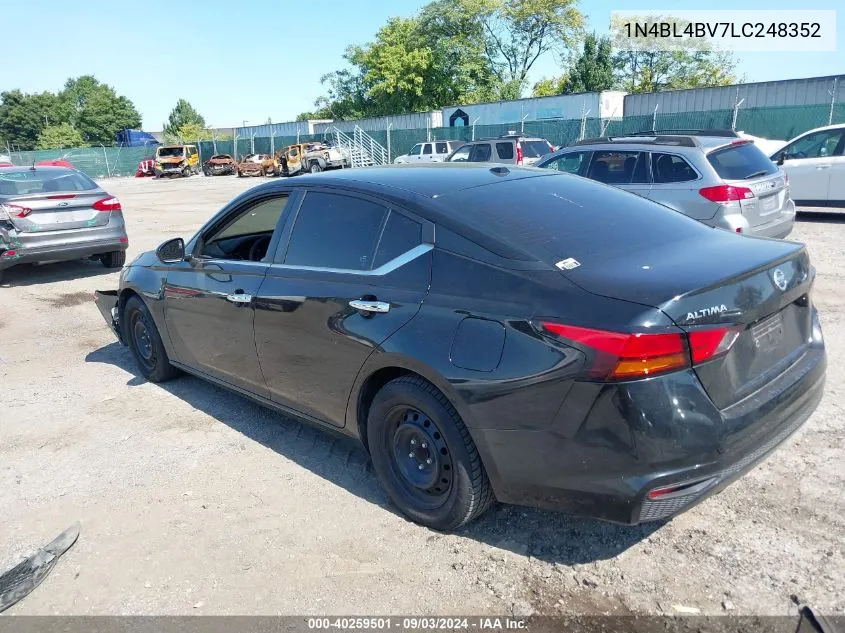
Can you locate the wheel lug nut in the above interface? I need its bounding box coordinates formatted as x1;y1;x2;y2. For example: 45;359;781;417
421;442;428;449
409;452;414;458
426;458;432;464
418;464;424;470
410;439;416;445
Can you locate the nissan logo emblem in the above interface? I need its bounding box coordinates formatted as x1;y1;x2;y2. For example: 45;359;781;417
772;268;788;291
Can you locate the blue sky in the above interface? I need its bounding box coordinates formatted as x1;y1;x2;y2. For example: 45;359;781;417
3;0;843;130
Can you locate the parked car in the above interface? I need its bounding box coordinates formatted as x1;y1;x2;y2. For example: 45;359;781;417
202;154;237;176
737;131;786;157
135;157;157;178
771;123;845;207
155;145;199;178
237;154;277;177
277;142;350;176
0;166;127;283
394;140;463;164
446;133;554;166
93;164;825;531
538;130;795;239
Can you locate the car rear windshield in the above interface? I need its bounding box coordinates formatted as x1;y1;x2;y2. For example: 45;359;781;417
441;173;711;265
706;142;778;180
520;140;552;158
0;170;98;195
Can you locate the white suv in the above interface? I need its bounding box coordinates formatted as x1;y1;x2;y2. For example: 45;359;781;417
394;140;463;164
773;123;845;207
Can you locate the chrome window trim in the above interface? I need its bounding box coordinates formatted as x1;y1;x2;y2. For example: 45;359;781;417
269;243;433;277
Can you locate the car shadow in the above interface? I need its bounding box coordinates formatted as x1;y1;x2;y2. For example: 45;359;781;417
86;342;658;564
796;209;845;223
1;259;114;287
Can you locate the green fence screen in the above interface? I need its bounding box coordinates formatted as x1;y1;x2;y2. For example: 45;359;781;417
5;103;844;179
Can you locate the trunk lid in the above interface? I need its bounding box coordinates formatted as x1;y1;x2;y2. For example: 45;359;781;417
735;173;789;228
560;233;813;409
3;191;110;233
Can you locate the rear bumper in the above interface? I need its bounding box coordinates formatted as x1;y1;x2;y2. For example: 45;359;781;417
0;224;128;271
470;337;826;525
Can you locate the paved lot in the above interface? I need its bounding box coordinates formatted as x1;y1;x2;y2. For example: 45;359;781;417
1;176;843;616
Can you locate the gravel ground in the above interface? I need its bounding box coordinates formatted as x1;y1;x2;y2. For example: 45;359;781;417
1;176;842;617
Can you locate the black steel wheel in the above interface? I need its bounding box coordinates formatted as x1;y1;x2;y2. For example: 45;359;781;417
367;375;493;530
122;296;181;383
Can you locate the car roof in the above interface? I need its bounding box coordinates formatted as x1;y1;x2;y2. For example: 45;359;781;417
562;135;736;153
0;165;77;174
270;163;551;198
785;122;845;140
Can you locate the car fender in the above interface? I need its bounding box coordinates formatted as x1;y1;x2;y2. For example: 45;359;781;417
118;264;178;361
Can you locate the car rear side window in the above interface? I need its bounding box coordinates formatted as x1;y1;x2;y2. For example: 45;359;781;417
521;140;552;158
542;152;589;174
435;142;449;154
587;151;648;184
651;153;698;183
372;211;422;269
706;143;779;180
285;192;388;271
469;144;492;162
422;144;433;155
495;143;514;160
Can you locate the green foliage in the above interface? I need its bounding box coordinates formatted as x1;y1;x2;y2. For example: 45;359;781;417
0;76;140;149
35;123;86;149
531;76;567;97
164;99;205;136
613;49;739;94
59;76;142;144
0;90;62;149
302;0;584;120
565;33;614;94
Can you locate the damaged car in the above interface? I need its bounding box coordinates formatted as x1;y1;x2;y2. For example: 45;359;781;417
154;145;200;178
202;154;237;176
1;166;128;283
237;154;277;177
277;142;350;176
93;165;825;532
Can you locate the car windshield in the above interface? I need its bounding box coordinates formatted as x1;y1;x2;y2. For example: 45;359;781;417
447;146;471;162
521;140;552;158
707;142;778;180
0;170;98;195
157;147;185;158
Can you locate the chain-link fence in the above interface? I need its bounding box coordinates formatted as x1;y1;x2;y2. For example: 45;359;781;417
5;103;844;179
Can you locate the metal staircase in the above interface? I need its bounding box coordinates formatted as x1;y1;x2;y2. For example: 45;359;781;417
325;126;388;168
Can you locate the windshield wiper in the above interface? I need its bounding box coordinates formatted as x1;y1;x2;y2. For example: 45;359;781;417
743;170;769;179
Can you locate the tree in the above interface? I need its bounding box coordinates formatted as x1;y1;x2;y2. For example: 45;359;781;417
0;90;62;149
164;99;205;136
59;76;142;144
610;16;739;93
613;49;738;93
35;123;86;150
165;122;212;143
564;33;614;94
460;0;584;93
531;76;566;97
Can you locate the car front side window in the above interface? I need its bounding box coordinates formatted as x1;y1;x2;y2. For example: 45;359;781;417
200;195;289;262
782;130;844;160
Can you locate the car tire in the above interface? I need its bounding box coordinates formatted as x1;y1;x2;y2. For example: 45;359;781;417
122;296;181;383
101;250;126;268
309;162;322;174
366;375;493;531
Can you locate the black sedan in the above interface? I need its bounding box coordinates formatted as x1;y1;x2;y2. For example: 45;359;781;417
94;164;826;531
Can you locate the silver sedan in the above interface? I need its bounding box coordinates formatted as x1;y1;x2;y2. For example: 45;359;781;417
0;166;128;283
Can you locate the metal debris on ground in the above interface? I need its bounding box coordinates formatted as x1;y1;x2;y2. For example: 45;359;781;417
0;523;80;613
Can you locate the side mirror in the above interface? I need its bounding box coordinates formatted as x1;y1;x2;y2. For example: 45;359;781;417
776;152;785;166
156;237;185;263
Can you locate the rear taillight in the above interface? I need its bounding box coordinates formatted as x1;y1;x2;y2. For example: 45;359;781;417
541;323;688;380
0;203;31;218
516;143;524;165
92;196;122;212
688;327;741;364
540;322;741;381
699;185;754;203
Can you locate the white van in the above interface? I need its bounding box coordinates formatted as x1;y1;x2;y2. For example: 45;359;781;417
394;140;464;164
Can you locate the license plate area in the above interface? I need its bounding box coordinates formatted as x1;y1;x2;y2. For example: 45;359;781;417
760;194;779;214
751;312;784;353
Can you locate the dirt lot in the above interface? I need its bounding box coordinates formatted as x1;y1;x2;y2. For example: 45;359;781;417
1;176;843;617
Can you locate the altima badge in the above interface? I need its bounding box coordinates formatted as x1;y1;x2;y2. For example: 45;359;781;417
556;258;581;270
772;268;788;291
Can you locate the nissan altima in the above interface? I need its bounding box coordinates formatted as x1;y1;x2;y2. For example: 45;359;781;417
94;164;825;531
